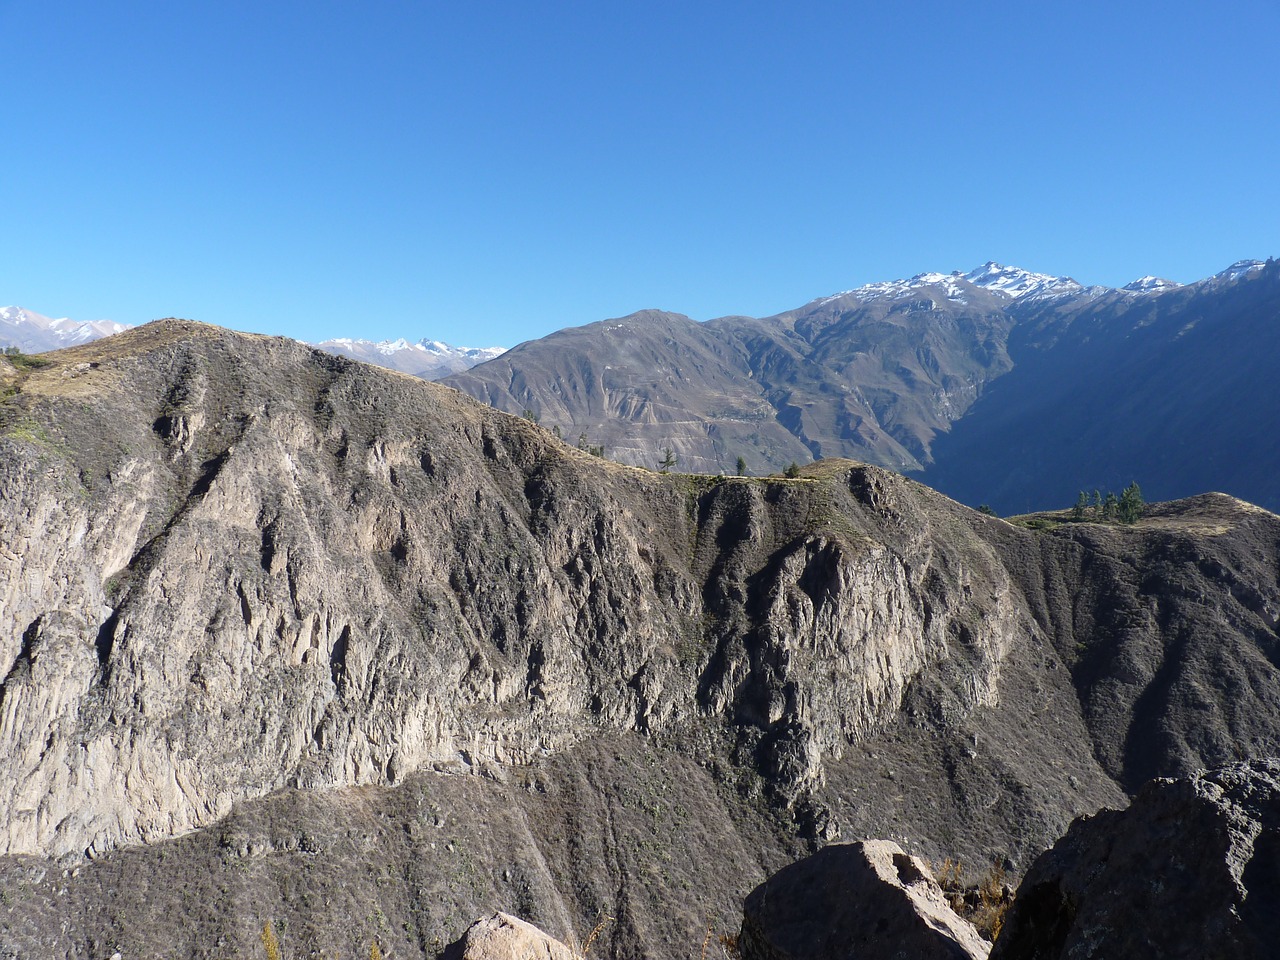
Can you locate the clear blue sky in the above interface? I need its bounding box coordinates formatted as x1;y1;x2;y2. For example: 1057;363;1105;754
3;0;1277;346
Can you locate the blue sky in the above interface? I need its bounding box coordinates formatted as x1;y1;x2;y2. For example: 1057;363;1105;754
3;0;1277;346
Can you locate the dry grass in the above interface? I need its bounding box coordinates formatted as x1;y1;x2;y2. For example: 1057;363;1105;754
256;919;386;960
260;921;283;960
572;913;613;959
934;857;1014;943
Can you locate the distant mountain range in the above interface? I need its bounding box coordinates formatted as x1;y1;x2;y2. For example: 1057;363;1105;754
314;336;505;380
0;306;131;353
0;308;506;382
7;256;1276;513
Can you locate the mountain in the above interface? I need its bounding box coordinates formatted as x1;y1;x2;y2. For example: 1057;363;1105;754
3;321;1280;957
925;258;1280;513
442;259;1279;511
316;335;505;379
0;305;131;352
1;305;506;381
443;282;1023;475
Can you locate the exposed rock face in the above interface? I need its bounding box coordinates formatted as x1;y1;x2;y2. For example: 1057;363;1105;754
991;759;1280;960
2;321;1280;957
739;840;990;960
0;322;1028;862
444;912;577;960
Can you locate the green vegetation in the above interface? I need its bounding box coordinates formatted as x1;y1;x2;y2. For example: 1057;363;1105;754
735;455;747;476
575;431;605;458
782;462;801;479
2;346;51;371
1071;483;1145;524
659;447;678;473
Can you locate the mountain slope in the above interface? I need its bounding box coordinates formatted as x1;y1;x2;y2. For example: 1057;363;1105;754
924;258;1280;513
3;323;1280;956
444;280;1023;475
438;264;1096;476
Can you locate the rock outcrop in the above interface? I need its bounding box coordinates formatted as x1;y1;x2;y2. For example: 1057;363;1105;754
991;759;1280;960
739;840;990;960
2;321;1280;958
444;912;578;960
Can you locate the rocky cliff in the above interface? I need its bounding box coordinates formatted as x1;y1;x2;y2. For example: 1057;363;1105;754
2;322;1279;958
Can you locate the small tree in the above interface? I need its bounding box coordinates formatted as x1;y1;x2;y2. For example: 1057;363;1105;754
1102;491;1119;520
736;455;747;477
1072;491;1088;521
659;448;678;473
783;462;801;479
1118;482;1145;524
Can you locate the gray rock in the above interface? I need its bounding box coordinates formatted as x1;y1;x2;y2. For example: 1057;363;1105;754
991;759;1280;960
739;840;990;960
444;912;577;960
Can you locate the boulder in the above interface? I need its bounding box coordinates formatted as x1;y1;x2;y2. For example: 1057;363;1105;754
444;912;578;960
739;839;991;960
991;758;1280;960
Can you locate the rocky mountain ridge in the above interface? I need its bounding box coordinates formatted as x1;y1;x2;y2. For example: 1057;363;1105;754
2;321;1279;957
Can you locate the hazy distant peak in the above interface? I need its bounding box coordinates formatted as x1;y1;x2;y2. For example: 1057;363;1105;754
313;335;505;379
0;305;131;352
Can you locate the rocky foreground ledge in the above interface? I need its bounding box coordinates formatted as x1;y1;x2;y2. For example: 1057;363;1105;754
446;759;1278;960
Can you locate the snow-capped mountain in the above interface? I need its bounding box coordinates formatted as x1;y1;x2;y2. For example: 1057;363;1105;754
1203;259;1267;286
0;306;131;353
1122;276;1182;293
960;262;1087;300
315;336;506;380
819;271;973;305
818;262;1094;307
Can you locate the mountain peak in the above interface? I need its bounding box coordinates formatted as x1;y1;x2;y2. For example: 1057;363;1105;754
1122;276;1182;293
961;262;1084;300
1210;259;1266;284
